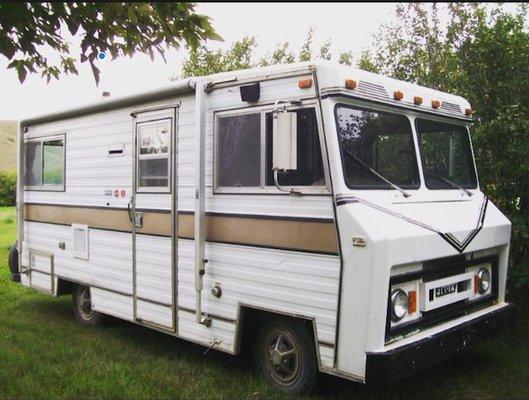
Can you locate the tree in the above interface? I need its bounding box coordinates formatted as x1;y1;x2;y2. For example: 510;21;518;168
360;3;529;287
179;28;354;78
0;2;220;84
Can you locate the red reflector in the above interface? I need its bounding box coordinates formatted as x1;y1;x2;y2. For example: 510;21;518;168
432;100;441;109
394;90;404;101
408;290;417;314
474;275;481;294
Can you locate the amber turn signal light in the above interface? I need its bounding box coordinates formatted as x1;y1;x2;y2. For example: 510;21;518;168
465;108;474;116
394;90;404;101
345;79;357;90
408;290;417;314
414;96;423;105
432;100;441;109
298;78;313;89
474;275;481;294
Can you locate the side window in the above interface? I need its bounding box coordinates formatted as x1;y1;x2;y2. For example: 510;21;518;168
265;108;324;187
217;113;261;187
215;106;326;192
25;136;65;190
137;120;171;190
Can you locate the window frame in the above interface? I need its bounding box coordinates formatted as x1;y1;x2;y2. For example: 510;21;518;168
24;133;66;192
213;100;330;195
135;118;172;193
414;117;478;191
334;103;421;191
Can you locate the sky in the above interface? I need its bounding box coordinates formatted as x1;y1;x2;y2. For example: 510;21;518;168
0;3;400;121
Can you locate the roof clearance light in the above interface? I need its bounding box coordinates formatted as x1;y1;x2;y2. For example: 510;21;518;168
414;96;423;105
298;78;313;89
432;100;441;109
345;79;357;90
394;90;404;101
465;108;474;116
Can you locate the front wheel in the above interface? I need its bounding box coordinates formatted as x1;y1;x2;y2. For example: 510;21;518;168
72;284;105;326
253;317;318;395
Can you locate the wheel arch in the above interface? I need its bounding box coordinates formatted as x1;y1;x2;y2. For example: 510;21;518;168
234;304;322;368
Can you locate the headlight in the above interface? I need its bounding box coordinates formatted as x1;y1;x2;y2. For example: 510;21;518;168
390;288;408;322
477;268;491;294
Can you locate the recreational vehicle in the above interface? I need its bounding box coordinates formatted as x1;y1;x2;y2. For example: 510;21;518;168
8;62;515;394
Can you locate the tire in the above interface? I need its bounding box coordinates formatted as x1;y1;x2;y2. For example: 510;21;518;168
253;317;318;395
8;241;20;282
72;284;105;326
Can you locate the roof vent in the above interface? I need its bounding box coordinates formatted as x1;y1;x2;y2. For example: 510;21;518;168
357;81;389;100
440;101;462;113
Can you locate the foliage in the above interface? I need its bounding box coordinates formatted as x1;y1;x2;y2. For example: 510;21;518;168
361;3;529;287
0;171;16;207
0;2;220;85
180;28;354;78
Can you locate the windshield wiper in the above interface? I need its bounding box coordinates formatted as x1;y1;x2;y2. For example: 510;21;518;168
343;149;411;198
425;173;473;197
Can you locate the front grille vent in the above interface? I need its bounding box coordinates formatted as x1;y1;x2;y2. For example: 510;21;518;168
441;101;462;114
357;81;389;100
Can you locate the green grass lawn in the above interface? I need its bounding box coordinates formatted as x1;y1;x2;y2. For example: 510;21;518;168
1;205;528;399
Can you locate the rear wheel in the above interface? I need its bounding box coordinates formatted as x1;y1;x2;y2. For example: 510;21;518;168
72;285;105;326
253;317;318;395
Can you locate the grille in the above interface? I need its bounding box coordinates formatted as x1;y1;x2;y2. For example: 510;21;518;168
357;81;389;100
440;101;462;114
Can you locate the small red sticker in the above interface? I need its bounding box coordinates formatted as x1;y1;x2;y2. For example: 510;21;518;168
120;190;126;198
114;190;119;198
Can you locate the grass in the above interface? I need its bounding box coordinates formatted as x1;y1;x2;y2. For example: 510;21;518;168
1;205;528;399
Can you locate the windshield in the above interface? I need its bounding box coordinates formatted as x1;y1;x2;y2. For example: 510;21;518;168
416;118;477;189
335;104;420;189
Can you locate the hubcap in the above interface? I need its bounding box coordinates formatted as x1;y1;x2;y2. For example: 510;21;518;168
78;287;94;320
263;328;301;386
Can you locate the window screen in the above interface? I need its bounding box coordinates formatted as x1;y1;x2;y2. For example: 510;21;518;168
217;113;261;187
43;139;64;185
265;108;324;186
137;120;170;189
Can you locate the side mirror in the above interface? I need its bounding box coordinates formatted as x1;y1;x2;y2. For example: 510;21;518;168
273;110;297;171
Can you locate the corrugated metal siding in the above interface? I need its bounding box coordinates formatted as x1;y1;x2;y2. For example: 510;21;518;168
178;239;340;345
23;221;132;295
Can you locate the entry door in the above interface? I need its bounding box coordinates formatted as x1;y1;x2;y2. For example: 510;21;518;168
132;107;178;331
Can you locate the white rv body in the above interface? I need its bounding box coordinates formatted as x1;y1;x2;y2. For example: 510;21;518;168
15;62;514;384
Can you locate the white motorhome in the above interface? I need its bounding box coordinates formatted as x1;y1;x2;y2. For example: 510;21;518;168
9;62;515;394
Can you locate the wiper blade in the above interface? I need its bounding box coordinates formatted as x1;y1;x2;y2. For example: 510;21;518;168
426;173;473;197
343;149;411;198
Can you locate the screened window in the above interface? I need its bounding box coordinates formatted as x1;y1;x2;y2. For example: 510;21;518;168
416;119;477;189
25;136;64;189
335;105;420;189
137;120;171;190
215;107;326;191
217;113;261;187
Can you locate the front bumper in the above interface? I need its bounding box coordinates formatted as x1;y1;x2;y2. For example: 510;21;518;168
365;304;516;384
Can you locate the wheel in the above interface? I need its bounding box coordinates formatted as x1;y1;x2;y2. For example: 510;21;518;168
72;284;105;326
253;317;318;395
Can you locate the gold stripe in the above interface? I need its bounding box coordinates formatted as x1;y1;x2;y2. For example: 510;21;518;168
25;204;338;254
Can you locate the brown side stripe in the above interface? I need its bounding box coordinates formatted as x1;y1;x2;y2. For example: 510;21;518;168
25;204;339;254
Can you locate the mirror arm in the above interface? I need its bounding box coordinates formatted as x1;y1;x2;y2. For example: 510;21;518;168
273;168;302;197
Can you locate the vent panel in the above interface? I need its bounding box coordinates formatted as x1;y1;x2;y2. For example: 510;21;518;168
357;81;389;100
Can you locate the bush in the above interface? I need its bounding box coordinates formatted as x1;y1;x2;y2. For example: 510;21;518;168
0;171;16;206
